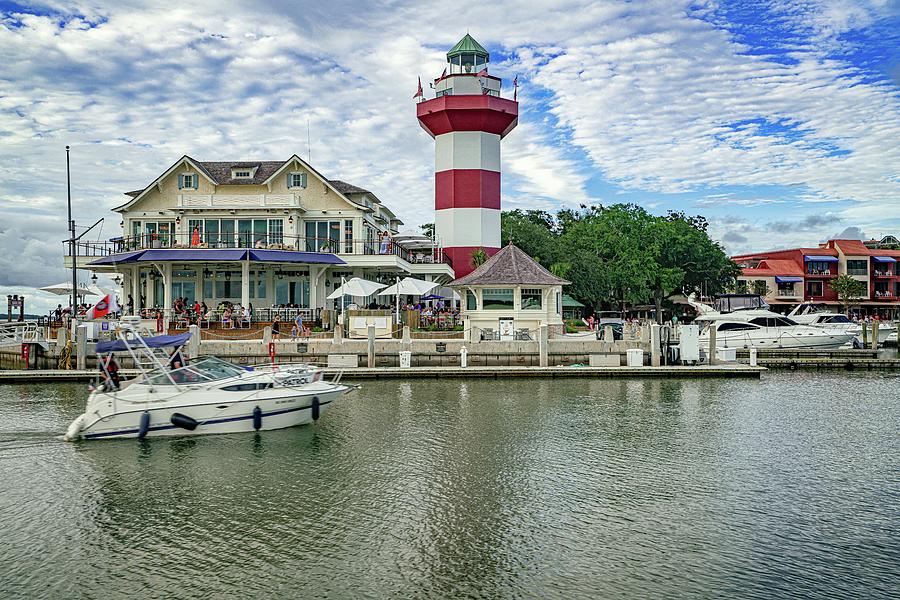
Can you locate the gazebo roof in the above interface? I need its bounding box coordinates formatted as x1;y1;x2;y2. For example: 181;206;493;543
449;243;570;287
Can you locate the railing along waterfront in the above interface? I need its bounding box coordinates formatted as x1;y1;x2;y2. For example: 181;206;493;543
72;234;450;265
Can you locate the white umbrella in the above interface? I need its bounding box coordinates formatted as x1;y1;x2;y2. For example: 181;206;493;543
432;286;461;302
377;277;438;297
38;282;97;297
326;277;386;300
392;229;430;242
87;283;114;298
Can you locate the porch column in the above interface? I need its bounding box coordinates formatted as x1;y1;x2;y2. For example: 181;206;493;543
146;268;155;309
132;267;142;313
195;269;203;303
241;259;250;308
265;268;275;306
162;262;172;328
308;266;320;309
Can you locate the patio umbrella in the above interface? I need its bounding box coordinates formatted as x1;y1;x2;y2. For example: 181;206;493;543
326;277;386;300
377;277;438;297
87;283;115;298
39;282;97;297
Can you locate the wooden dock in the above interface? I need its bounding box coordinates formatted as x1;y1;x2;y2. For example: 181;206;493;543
0;364;764;383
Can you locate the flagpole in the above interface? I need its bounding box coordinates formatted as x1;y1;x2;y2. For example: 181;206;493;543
66;145;77;326
395;276;400;327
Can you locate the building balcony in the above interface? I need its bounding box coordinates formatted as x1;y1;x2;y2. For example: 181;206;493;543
806;269;836;277
776;289;801;297
176;193;301;209
71;233;451;266
873;291;894;300
873;270;894;278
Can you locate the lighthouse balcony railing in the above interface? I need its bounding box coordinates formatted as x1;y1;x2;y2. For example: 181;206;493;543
70;235;451;265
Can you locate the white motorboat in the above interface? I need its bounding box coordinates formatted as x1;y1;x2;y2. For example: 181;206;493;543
64;326;351;441
688;294;855;350
788;303;896;346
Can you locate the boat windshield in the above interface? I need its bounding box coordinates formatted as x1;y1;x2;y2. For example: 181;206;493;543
822;315;851;324
143;357;247;386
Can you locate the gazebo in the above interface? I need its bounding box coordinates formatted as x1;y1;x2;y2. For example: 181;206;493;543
448;243;569;340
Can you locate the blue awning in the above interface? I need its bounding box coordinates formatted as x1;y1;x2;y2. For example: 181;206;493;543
248;249;346;265
775;276;803;283
873;256;897;263
88;251;145;265
804;255;839;262
138;249;249;262
90;248;347;265
96;332;191;354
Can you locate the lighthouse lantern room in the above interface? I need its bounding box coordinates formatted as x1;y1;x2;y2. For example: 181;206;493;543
417;33;518;277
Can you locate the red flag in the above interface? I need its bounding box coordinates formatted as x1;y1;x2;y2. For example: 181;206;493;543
440;67;447;79
476;68;488;77
513;75;518;101
413;76;423;100
87;293;119;320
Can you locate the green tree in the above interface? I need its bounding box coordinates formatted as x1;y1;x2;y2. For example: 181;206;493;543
419;223;434;237
471;247;489;267
751;279;771;297
500;210;559;264
829;275;867;313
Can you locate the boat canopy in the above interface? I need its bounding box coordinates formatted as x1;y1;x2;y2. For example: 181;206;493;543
96;332;192;353
803;255;839;262
775;276;803;283
873;256;897;263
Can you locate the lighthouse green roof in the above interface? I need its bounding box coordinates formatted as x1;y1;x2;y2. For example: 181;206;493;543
447;33;489;61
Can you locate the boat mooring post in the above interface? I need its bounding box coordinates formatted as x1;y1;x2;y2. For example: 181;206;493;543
367;325;375;368
872;321;879;351
188;325;200;359
708;326;717;365
862;323;868;349
539;325;549;367
650;323;661;367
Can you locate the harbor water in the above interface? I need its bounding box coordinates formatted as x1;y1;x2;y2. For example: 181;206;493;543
1;373;897;598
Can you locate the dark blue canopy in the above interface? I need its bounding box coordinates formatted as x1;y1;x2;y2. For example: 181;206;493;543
89;248;346;266
420;294;445;300
96;332;192;354
248;249;345;264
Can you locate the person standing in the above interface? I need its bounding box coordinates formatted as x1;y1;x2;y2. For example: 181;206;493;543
191;225;201;247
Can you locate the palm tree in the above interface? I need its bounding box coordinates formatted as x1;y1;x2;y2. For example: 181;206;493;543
471;247;489;267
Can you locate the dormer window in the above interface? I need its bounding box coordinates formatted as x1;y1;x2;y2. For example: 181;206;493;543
234;170;251;179
288;172;307;189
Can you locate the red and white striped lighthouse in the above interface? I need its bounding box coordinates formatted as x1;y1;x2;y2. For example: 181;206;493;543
417;34;518;277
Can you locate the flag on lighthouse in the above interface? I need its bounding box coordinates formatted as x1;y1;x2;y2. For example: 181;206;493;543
413;76;423;101
513;75;518;101
87;293;119;320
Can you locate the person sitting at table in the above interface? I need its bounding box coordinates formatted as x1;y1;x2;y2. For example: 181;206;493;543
222;307;233;328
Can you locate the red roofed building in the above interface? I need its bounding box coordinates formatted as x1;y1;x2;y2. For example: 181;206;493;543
732;239;900;317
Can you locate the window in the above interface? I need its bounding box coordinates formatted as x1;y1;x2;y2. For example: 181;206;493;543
717;323;759;331
344;220;354;253
179;174;195;189
807;281;823;297
436;88;453;98
521;288;542;310
268;219;284;245
466;290;477;311
847;260;868;276
822;315;851;324
482;288;514;310
807;261;831;275
305;221;342;252
288;173;307;188
233;170;251;178
556;292;562;315
749;317;797;327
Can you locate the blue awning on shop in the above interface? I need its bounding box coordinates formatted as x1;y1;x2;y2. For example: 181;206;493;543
775;276;803;283
248;249;346;265
87;251;145;265
873;256;897;263
804;255;839;262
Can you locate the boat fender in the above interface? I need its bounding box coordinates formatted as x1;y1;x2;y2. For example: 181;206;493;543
138;411;151;439
252;406;262;431
64;414;86;442
170;412;199;431
311;396;320;421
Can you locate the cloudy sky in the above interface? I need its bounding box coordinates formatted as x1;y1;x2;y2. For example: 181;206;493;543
1;0;899;313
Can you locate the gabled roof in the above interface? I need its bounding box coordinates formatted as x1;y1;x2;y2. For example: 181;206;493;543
447;33;489;60
741;258;805;277
449;243;570;287
115;154;373;213
832;239;870;255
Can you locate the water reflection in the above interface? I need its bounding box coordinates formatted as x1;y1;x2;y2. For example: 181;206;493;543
0;374;898;598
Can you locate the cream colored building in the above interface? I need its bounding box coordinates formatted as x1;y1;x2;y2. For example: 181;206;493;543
76;155;453;320
449;243;568;340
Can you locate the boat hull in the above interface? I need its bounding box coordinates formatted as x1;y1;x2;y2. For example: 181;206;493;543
700;330;854;350
74;384;345;440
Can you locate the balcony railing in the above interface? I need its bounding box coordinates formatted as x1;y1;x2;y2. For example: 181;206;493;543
873;290;893;299
777;288;799;297
806;268;834;276
873;270;893;277
72;233;451;265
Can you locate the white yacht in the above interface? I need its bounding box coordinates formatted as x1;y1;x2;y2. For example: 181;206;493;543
64;326;351;441
788;303;896;346
689;294;855;350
